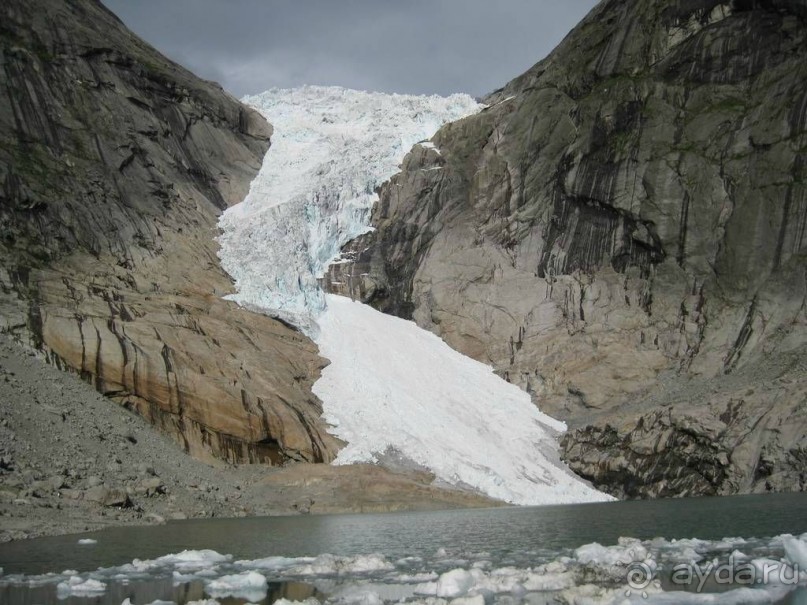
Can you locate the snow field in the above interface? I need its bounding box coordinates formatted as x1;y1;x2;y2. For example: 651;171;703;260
315;295;608;505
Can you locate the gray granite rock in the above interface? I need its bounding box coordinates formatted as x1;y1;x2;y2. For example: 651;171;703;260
0;0;341;465
326;0;807;497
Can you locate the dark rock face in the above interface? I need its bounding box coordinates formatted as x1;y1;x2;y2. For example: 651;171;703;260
561;349;807;498
327;0;807;497
0;0;341;464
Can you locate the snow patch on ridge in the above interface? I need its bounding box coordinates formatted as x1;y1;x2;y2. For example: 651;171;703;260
217;85;610;505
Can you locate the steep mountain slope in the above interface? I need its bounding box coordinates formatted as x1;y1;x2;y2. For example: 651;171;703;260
327;0;807;497
0;0;341;464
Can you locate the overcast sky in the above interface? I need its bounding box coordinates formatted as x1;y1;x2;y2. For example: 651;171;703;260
102;1;598;99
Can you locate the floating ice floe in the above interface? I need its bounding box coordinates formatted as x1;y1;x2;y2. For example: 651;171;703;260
3;533;806;605
783;534;807;569
205;570;268;601
108;549;233;581
56;575;106;597
273;599;321;605
234;553;394;577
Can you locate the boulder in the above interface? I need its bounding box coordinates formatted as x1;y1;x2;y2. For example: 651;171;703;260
83;486;130;508
134;477;164;497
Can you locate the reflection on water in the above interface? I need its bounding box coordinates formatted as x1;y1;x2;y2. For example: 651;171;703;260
0;579;323;605
4;579;807;605
3;493;807;576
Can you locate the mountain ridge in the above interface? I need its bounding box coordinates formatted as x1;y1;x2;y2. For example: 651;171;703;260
326;0;807;497
0;0;341;465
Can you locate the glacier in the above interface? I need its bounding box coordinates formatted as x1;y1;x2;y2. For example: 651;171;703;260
315;295;609;505
218;85;611;505
218;85;481;335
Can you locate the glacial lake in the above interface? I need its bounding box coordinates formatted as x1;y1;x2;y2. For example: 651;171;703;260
2;493;807;604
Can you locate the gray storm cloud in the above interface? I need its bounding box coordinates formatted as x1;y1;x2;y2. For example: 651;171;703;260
102;0;598;98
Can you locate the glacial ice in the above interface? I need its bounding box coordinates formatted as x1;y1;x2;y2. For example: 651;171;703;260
315;295;609;505
234;553;395;577
433;568;477;597
219;85;480;335
123;549;231;576
273;599;321;605
55;576;106;597
783;534;807;569
574;540;650;567
205;570;268;601
218;85;610;505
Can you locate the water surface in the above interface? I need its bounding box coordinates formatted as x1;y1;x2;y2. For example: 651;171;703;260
2;493;807;604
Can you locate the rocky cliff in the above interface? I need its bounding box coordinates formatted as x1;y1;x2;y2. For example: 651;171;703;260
326;0;807;497
0;0;342;464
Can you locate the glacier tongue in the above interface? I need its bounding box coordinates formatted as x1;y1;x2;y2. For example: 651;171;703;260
315;295;611;505
218;85;611;505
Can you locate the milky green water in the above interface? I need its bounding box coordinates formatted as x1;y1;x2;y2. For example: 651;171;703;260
3;493;807;574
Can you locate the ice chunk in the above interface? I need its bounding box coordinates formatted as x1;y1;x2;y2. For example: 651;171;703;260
235;555;313;570
273;599;320;605
56;576;107;597
286;553;394;576
5;533;807;605
156;550;230;572
341;554;396;573
206;571;268;601
522;568;575;592
77;538;97;545
122;549;230;577
420;564;576;597
783;534;807;569
398;572;440;583
326;585;383;605
575;540;649;566
435;569;476;598
448;597;484;605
